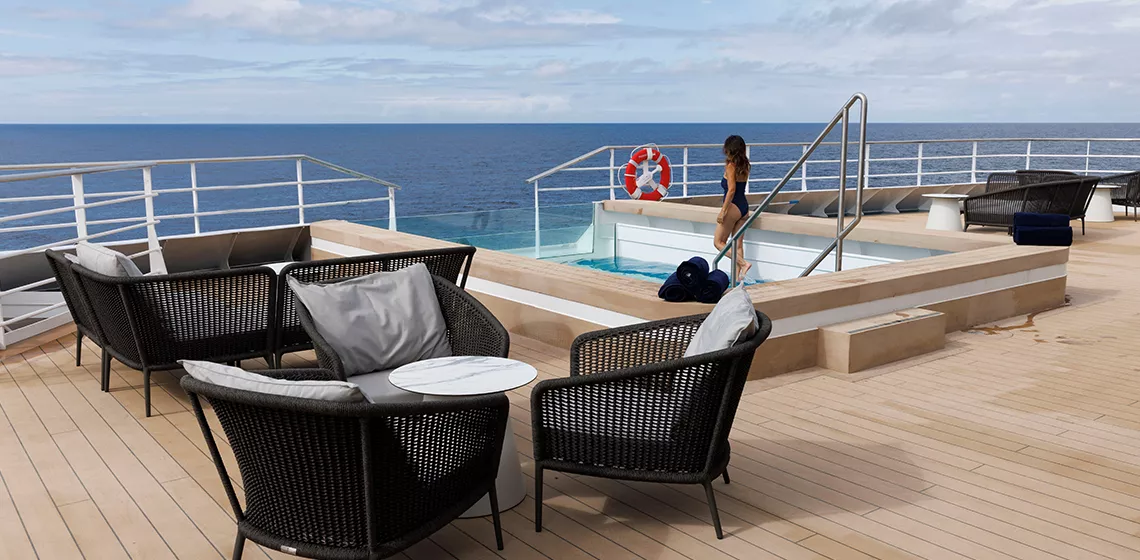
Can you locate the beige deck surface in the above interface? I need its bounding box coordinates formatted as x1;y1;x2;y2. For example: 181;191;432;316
2;214;1140;559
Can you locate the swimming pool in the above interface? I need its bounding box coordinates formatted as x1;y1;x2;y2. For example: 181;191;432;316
563;255;766;285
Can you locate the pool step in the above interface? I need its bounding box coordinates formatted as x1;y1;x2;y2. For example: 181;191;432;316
818;308;946;374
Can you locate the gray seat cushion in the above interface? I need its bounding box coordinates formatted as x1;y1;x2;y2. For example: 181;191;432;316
287;263;453;376
351;368;424;404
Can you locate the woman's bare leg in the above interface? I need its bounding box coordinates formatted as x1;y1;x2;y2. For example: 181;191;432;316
732;214;752;282
713;205;743;258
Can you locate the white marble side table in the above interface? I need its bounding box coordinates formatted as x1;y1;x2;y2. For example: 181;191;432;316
389;356;537;518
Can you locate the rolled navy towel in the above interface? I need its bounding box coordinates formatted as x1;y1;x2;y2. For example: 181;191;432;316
696;269;731;304
1014;212;1069;229
676;257;710;291
658;272;693;302
1013;225;1072;247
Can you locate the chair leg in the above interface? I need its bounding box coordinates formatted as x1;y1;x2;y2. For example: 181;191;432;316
1082;218;1086;235
534;466;544;533
232;532;246;560
722;469;731;485
703;481;724;540
144;369;152;418
75;331;83;367
489;485;504;551
274;351;285;369
100;349;111;392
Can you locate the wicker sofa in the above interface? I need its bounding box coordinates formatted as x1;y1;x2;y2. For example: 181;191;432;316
46;245;478;417
182;368;509;559
984;169;1078;193
964;176;1100;233
69;260;277;417
530;308;773;539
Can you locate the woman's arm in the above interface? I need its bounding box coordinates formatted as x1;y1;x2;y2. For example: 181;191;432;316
719;163;737;224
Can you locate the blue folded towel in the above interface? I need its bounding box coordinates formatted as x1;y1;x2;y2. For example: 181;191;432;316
1014;225;1072;247
695;270;731;304
657;272;693;302
676;257;709;291
1014;213;1069;228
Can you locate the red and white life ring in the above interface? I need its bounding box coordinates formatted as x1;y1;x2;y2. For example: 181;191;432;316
624;146;671;201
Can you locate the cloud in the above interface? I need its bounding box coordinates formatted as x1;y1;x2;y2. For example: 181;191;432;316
132;0;628;48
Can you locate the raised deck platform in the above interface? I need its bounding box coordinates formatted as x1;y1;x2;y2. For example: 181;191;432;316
1;211;1138;559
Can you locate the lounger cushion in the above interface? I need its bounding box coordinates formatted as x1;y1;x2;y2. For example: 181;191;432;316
180;360;365;402
287;263;453;376
684;286;757;357
76;242;143;277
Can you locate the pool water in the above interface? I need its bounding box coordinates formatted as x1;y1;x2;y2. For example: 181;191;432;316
565;256;765;285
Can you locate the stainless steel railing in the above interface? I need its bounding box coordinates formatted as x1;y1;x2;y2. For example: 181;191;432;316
712;93;869;283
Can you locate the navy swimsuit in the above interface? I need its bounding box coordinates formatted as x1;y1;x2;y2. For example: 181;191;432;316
722;176;750;218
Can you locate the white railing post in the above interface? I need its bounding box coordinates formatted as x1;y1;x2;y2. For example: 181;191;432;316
801;145;808;191
682;147;689;197
971;142;978;183
71;174;87;239
608;149;616;200
1025;141;1032;169
1085;140;1092;175
141;167;163;273
916;143;924;186
745;145;752;194
387;187;397;231
295;158;306;224
533;181;542;258
863;144;871;183
189;163;200;234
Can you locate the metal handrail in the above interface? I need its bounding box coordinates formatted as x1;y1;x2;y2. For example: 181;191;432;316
712;93;868;283
0;162;158;183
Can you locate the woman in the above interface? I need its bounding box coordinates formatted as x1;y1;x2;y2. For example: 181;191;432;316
715;135;752;282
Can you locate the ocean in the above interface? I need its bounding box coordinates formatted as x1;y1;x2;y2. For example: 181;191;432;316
3;123;1140;250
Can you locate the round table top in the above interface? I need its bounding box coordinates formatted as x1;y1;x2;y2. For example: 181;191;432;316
922;193;970;199
389;356;538;397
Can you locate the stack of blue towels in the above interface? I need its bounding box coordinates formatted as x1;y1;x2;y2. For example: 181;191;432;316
1012;213;1072;246
658;257;732;304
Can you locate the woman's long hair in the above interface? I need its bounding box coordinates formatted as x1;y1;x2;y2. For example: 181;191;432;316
723;135;750;180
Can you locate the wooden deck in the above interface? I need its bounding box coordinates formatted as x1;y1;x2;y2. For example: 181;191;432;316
4;215;1140;559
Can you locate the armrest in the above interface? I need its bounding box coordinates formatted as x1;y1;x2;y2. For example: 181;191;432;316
434;276;509;358
249;368;339;382
569;313;705;376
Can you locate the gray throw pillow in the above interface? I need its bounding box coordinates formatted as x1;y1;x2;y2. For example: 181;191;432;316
287;263;453;377
684;286;758;357
180;360;365;403
76;242;143;277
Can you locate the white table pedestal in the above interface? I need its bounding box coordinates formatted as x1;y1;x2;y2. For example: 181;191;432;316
1087;187;1115;223
923;194;967;232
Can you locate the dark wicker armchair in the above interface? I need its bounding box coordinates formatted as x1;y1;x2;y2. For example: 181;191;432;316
964;176;1099;233
182;369;510;559
71;264;277;417
985;170;1078;193
1101;171;1140;221
45;249;104;368
530;309;773;539
276;247;476;366
295;274;507;381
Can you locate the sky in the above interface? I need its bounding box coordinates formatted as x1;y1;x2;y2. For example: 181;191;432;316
0;0;1137;123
